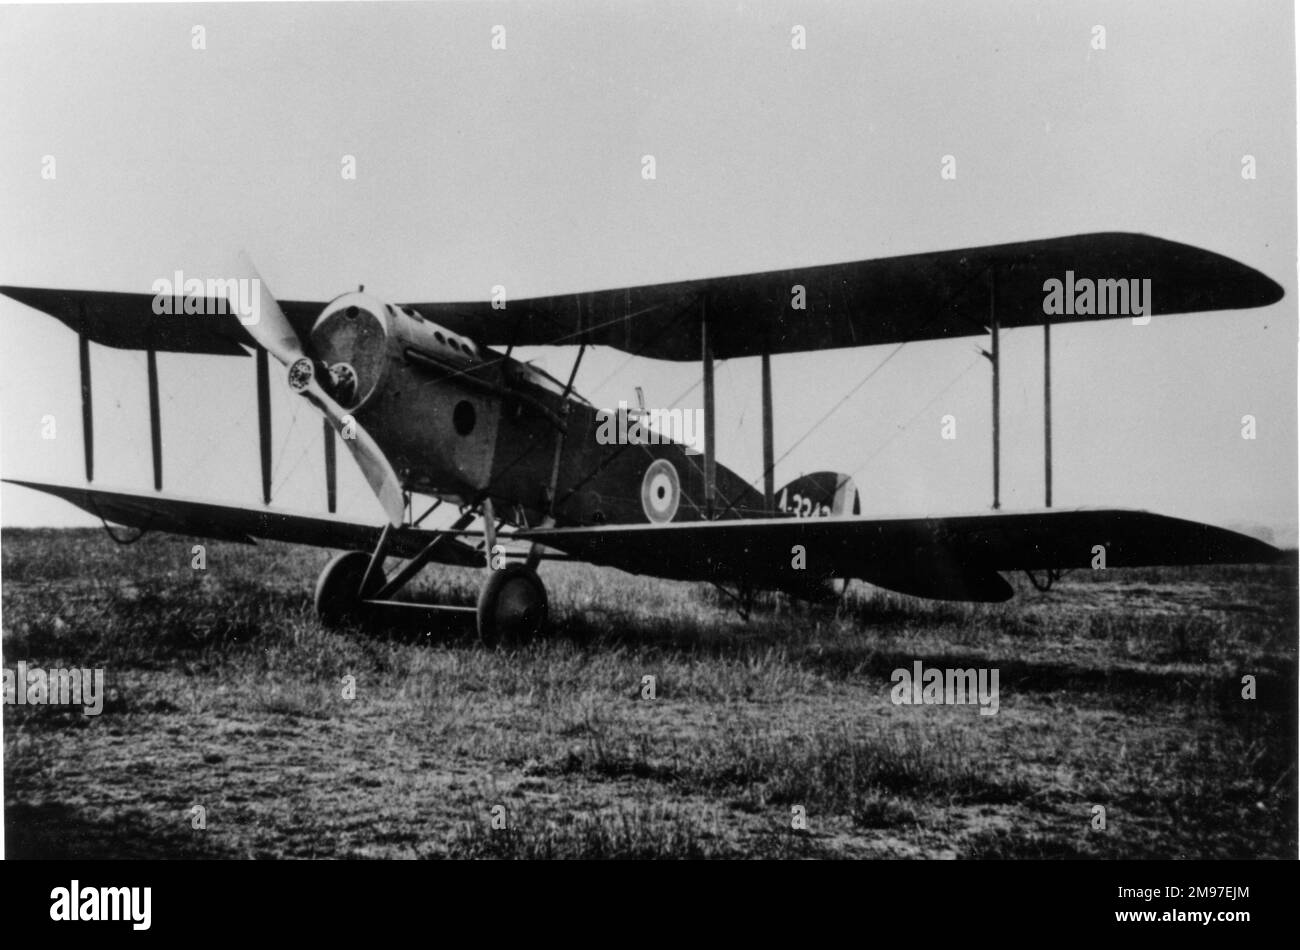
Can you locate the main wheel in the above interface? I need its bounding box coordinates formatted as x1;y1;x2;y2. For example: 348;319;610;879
315;551;385;624
477;564;548;646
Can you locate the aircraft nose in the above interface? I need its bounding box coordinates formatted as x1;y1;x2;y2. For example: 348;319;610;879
309;293;391;410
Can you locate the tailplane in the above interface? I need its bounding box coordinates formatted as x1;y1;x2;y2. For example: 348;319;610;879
774;471;860;518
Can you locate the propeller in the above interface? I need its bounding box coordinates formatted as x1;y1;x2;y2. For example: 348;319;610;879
233;252;405;526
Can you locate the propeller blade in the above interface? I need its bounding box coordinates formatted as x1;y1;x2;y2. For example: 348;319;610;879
304;376;405;526
232;251;308;367
234;252;405;527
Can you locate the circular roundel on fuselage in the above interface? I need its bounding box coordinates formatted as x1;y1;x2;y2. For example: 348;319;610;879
640;458;681;523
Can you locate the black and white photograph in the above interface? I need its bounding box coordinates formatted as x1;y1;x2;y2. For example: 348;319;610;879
0;0;1296;905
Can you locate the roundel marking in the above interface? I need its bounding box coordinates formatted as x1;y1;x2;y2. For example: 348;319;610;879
640;458;681;523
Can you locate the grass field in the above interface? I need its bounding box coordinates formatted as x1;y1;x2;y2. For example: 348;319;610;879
2;527;1296;859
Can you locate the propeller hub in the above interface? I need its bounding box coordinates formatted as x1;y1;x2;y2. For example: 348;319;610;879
327;362;358;404
287;357;314;393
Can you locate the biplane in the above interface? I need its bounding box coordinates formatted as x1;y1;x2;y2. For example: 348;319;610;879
0;232;1285;642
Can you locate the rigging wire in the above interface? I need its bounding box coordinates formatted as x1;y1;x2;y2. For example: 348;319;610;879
765;342;907;479
712;260;1000;517
171;380;268;491
846;353;983;483
269;394;308;498
710;342;909;518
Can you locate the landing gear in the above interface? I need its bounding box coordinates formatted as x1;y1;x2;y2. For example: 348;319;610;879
314;550;386;624
312;514;551;645
477;564;549;646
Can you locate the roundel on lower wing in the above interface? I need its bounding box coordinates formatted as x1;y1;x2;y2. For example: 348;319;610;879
640;458;681;523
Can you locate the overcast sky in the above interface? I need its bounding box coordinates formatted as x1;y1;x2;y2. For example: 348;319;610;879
0;0;1295;544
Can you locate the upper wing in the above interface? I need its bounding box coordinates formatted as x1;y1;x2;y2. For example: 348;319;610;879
0;286;325;357
3;233;1282;361
414;232;1284;360
2;479;483;566
514;508;1281;601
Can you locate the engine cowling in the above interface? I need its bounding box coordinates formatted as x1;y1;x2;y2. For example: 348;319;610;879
309;292;483;411
307;292;393;411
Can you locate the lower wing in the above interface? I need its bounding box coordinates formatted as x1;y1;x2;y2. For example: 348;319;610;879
515;509;1281;601
6;480;1280;603
3;479;482;567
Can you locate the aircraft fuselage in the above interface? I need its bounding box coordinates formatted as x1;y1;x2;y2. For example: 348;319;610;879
309;291;766;532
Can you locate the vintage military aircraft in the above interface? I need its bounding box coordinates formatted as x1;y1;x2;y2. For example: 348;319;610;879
0;232;1285;642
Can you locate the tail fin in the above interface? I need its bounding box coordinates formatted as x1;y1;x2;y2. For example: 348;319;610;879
774;472;860;518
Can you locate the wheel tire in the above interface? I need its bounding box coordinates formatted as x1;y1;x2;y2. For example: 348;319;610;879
315;551;385;625
477;564;548;646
